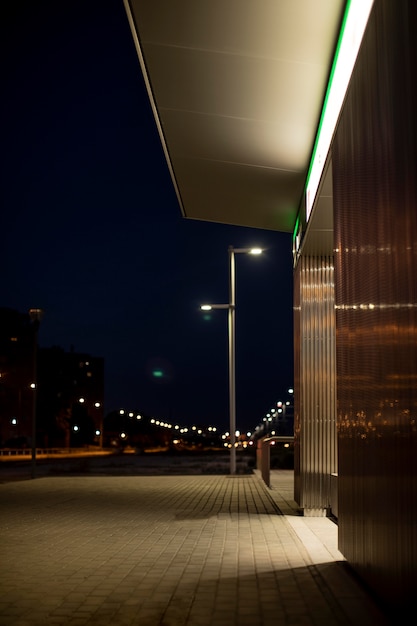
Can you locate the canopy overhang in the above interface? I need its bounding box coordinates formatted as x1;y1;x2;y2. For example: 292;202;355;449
124;0;346;234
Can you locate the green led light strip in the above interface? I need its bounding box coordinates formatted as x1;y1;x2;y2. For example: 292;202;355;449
305;0;374;223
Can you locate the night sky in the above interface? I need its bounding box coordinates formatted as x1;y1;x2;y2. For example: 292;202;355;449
2;0;294;434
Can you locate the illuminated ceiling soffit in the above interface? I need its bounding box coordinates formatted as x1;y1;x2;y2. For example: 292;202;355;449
124;0;346;233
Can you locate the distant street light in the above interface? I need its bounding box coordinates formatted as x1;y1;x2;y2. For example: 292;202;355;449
28;308;44;479
200;245;263;474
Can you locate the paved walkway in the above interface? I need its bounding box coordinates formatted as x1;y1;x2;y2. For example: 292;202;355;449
0;470;389;625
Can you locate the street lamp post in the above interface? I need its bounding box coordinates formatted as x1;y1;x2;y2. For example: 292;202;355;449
201;246;262;475
29;308;44;479
228;246;236;473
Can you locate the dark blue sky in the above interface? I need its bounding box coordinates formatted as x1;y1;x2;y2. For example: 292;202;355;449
1;0;294;433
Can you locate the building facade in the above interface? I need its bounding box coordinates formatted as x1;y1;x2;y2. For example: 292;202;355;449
294;0;417;609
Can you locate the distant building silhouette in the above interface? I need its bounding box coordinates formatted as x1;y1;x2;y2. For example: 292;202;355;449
0;308;104;448
0;308;34;447
38;346;104;448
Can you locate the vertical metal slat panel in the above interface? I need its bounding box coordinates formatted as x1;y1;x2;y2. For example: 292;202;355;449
295;255;337;513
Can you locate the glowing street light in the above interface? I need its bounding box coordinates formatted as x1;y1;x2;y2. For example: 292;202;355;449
200;245;263;474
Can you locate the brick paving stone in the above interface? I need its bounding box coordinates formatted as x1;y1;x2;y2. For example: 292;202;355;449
0;472;390;625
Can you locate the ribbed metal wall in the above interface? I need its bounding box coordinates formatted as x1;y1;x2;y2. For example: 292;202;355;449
293;261;301;503
294;256;337;514
332;0;417;608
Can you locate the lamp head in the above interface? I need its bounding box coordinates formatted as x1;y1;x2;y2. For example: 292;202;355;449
231;246;264;255
200;304;230;310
